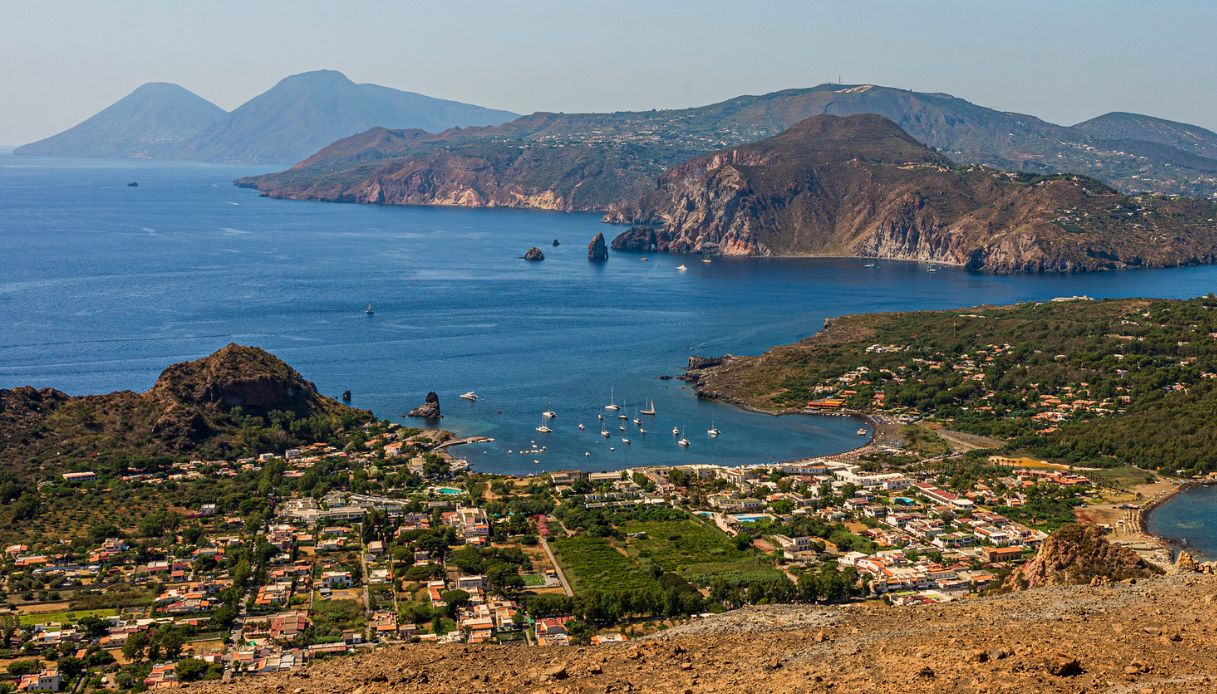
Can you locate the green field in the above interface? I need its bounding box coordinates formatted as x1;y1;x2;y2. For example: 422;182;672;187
548;536;658;595
521;573;545;587
619;519;782;584
19;607;118;627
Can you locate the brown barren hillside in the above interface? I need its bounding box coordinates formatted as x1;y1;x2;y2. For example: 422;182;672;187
609;114;1217;273
189;572;1217;693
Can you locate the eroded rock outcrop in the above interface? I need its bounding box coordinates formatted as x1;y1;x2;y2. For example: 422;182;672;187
1005;524;1161;590
588;232;609;261
408;391;442;420
523;247;545;261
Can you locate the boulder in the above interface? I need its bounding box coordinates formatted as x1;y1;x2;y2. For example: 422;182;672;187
523;247;545;261
552;239;560;246
588;232;609;261
408;391;442;419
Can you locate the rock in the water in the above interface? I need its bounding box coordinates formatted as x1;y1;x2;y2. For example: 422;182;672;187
611;226;658;252
587;232;609;261
341;390;352;402
552;239;560;246
408;391;442;419
523;247;545;261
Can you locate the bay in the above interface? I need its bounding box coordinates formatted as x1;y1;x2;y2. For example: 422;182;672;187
6;154;1217;475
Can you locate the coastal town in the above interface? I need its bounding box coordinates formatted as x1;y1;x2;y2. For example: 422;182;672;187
3;408;1196;692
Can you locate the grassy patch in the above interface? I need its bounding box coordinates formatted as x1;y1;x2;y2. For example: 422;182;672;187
618;518;780;585
549;536;658;595
19;607;118;627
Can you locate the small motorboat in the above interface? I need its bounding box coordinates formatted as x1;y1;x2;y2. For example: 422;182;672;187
678;436;690;447
597;413;605;421
600;428;611;438
542;409;557;419
676;264;688;272
460;391;478;401
638;426;647;434
702;257;712;264
641;256;649;262
857;428;868;436
577;422;586;431
621;438;631;445
585;451;592;457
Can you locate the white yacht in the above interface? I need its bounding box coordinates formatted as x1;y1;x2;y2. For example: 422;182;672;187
459;391;478;401
535;415;551;434
640;399;656;416
678;430;690;447
621;437;631;445
702;257;712;264
600;428;611;437
857;427;869;436
577;422;585;431
707;420;720;437
365;303;375;315
604;387;620;411
672;426;680;436
676;264;688;272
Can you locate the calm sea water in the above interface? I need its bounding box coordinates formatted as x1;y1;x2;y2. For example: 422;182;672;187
1147;485;1217;560
8;155;1217;475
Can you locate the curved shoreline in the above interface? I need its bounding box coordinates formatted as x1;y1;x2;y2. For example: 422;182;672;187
1138;479;1217;555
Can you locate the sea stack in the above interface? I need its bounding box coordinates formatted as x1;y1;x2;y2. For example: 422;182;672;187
552;239;560;247
523;247;545;261
588;232;609;261
408;391;442;419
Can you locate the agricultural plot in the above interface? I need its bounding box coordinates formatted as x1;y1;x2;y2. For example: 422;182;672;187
618;518;782;585
548;536;658;595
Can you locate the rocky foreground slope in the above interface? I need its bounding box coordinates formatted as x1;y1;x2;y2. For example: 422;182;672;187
191;572;1217;693
609;114;1217;272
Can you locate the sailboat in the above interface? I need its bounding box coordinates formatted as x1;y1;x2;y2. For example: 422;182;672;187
676;264;688;272
600;427;611;437
707;419;720;437
640;399;656;416
621;437;631;445
638;425;647;434
678;427;690;447
618;423;626;431
672;426;680;436
542;399;557;419
604;387;619;411
632;408;641;426
365;303;375;315
702;257;712;264
535;415;551;434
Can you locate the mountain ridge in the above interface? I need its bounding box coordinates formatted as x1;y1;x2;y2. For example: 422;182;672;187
606;114;1217;273
15;70;518;165
237;81;1217;207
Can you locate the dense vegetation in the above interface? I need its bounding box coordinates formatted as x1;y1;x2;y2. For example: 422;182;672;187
703;297;1217;474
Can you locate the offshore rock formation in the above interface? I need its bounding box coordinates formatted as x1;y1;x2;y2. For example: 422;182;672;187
1005;524;1161;590
523;246;545;261
587;232;609;261
609;114;1217;273
0;345;369;473
407;391;442;420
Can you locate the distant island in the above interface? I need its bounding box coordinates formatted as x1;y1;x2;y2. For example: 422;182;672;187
236;82;1217;207
14;70;518;165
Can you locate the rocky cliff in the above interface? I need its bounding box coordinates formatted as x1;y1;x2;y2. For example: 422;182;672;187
587;232;609;261
1005;524;1161;590
0;345;369;474
609;115;1217;273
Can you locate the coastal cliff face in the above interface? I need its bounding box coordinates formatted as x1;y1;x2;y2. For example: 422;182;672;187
609;115;1217;273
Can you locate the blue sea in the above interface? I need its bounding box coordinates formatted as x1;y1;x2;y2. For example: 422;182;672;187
1147;485;1217;560
8;154;1217;475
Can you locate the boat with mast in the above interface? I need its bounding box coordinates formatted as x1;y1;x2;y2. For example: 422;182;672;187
535;415;551;434
604;387;619;411
678;427;689;447
365;303;374;315
640;399;656;416
707;419;720;437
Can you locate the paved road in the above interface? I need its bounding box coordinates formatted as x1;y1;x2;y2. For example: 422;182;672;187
538;534;574;597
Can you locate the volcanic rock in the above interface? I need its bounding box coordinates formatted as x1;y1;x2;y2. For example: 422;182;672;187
1005;524;1161;590
523;247;545;261
408;391;442;419
588;232;609;261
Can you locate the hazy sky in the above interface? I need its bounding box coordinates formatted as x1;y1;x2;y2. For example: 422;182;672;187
3;0;1216;144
